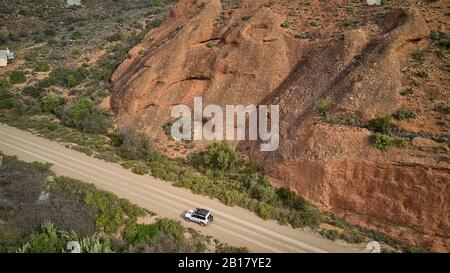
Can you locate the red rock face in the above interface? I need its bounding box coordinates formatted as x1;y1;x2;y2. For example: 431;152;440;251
246;8;449;251
111;0;301;139
112;0;449;251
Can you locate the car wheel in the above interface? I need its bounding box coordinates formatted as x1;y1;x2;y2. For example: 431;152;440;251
200;222;206;227
185;218;190;222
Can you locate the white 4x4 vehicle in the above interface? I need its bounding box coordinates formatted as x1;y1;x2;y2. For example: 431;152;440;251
185;208;214;226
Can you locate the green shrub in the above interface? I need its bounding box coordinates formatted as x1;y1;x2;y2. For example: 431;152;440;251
372;133;391;151
0;85;13;100
411;49;427;62
343;17;357;28
40;96;62;115
162;119;177;138
393;109;417;120
294;32;314;40
342;232;366;244
0;98;16;109
15;222;74;253
435;101;450;114
122;221;138;242
155;219;184;241
324;114;362;127
243;172;277;203
116;127;151;160
71;30;84;40
400;86;413;96
368;115;391;133
66;74;79;87
276;187;310;211
106;33;122;42
123;219;184;244
35;61;51;72
49;67;86;87
123;222;159;244
9;71;27;84
15;222;113;253
25;102;43;115
440;37;450;50
148;160;179;181
132;165;149;175
22;86;41;98
403;245;429;253
37;77;57;88
201;141;244;171
72;145;94;156
0;79;12;92
319;229;340;241
280;19;291;29
315;99;333;115
417;70;428;78
121;160;136;169
217;245;249;253
64;98;95;128
50;176;142;233
79;234;113;253
430;30;443;41
43;27;57;37
79;111;112;134
393;138;408;149
291;206;322;228
256;203;277;220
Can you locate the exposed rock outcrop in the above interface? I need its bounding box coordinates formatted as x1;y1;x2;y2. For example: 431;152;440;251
112;0;301;140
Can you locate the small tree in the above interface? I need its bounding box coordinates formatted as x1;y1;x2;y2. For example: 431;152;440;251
372;133;391;151
40;96;62;115
35;61;51;72
9;71;27;84
80;111;112;134
393;109;417;120
66;74;79;88
116;126;150;160
315;99;333;116
22;86;41;98
202;142;244;171
64;98;95;128
368;115;391;133
0;79;12;92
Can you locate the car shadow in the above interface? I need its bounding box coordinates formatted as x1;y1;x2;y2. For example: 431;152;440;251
179;210;188;220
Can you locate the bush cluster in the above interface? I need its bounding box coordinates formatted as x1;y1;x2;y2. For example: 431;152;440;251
315;99;333;116
9;71;27;84
368;115;391;133
49;176;146;234
372;133;391;151
38;66;88;88
393;109;417;120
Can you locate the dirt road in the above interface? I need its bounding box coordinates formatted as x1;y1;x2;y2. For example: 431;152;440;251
0;123;357;253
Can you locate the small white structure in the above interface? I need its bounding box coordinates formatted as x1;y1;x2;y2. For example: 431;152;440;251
366;241;381;253
37;191;50;204
67;241;81;253
367;0;381;5
0;54;6;67
0;48;15;67
67;0;81;6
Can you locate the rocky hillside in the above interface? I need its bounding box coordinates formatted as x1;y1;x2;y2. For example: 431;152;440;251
111;0;449;251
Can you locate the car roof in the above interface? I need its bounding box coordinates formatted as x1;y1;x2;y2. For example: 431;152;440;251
195;208;210;216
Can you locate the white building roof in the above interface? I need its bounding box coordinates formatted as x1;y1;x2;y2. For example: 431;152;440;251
0;50;7;60
0;49;14;61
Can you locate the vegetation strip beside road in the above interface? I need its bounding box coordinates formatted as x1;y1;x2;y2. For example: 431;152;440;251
0;151;247;253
